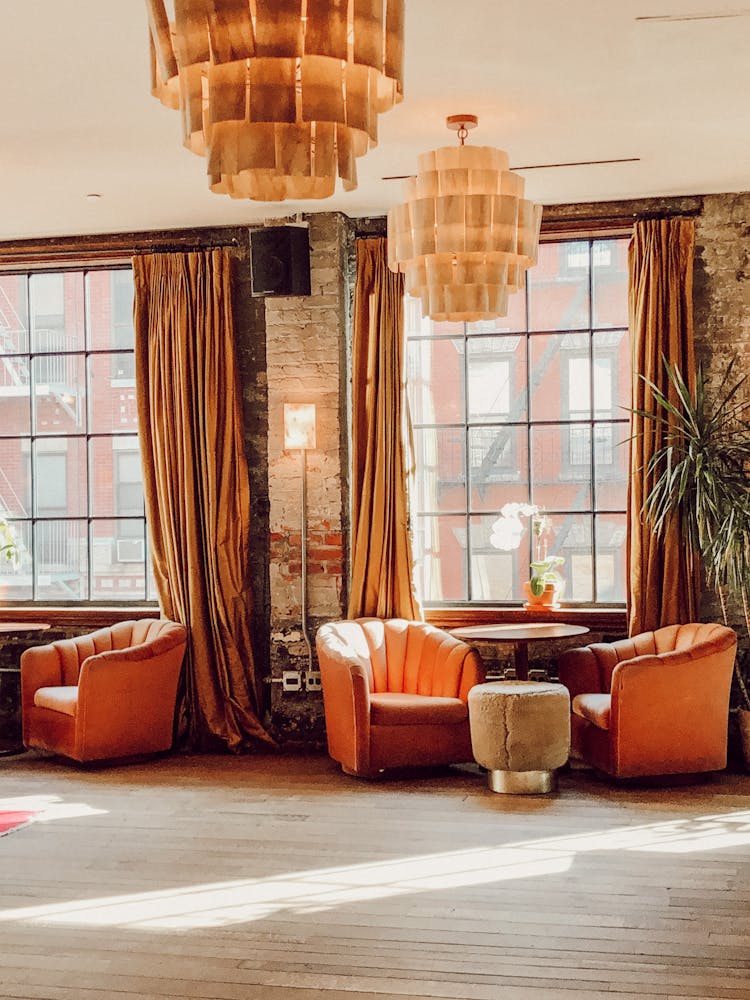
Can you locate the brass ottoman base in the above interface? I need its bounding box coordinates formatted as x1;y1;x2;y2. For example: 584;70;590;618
468;682;571;796
488;768;556;795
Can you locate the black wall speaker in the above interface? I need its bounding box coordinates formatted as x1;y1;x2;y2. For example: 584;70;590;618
249;225;311;297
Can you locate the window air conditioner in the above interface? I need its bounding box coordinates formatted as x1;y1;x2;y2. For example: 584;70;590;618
116;538;145;563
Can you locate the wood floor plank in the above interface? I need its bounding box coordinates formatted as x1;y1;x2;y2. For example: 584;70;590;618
1;752;750;999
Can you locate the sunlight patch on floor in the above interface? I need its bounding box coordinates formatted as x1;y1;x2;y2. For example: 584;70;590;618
0;794;108;822
0;849;573;930
0;808;748;931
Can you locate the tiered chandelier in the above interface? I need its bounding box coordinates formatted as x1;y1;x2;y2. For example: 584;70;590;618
146;0;404;202
388;115;543;322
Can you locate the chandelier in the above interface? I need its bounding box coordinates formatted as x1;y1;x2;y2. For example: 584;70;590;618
146;0;404;202
387;115;542;322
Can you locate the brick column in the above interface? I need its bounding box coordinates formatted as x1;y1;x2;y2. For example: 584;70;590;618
265;213;350;741
693;192;750;624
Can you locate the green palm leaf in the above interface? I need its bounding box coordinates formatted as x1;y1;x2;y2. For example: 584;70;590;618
636;355;750;709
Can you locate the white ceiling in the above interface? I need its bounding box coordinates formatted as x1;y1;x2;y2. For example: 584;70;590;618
1;1;748;240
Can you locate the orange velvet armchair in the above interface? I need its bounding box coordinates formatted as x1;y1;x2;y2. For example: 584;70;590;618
557;622;737;778
22;619;187;763
316;618;485;777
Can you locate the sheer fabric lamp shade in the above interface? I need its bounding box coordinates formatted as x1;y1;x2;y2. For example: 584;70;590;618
387;116;543;322
284;403;316;450
146;0;404;201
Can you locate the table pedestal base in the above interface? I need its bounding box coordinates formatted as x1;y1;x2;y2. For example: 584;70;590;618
512;642;529;680
488;768;556;795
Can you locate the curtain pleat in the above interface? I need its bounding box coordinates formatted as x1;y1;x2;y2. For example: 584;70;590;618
347;237;421;620
627;218;700;635
133;250;273;750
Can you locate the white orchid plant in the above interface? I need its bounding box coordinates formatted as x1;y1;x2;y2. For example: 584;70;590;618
0;518;18;567
489;502;564;597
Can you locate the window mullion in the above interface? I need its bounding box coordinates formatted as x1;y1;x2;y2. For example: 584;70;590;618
463;322;472;602
26;271;38;602
588;238;598;604
84;271;91;601
525;279;533;580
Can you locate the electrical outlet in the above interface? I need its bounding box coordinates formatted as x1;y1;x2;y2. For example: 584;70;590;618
282;670;302;692
528;669;548;682
305;670;322;692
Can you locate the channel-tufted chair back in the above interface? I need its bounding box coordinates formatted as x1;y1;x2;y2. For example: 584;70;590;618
558;622;737;778
22;619;187;763
316;618;485;777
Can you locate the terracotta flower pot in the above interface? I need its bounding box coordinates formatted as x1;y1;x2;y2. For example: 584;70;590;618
523;581;560;610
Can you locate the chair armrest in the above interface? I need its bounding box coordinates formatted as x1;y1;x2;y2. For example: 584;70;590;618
77;643;185;702
610;645;735;704
459;649;486;702
319;656;372;775
75;643;185;759
608;642;735;775
558;645;608;698
20;645;62;717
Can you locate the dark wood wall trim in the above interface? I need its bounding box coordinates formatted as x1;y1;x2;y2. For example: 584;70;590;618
540;195;704;237
0;607;161;628
0;226;251;267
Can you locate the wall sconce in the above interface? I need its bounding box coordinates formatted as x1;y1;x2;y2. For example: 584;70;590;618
284;403;317;451
284;403;316;678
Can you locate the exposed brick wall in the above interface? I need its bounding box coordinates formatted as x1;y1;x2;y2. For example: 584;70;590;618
270;528;344;587
693;193;750;628
694;193;750;370
232;252;272;723
264;213;350;742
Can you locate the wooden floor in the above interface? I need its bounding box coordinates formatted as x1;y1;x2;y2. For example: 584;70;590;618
1;752;749;1000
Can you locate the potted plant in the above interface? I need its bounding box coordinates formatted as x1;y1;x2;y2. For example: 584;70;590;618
636;357;750;765
525;554;565;607
705;490;750;763
490;504;565;608
0;518;16;564
0;518;18;599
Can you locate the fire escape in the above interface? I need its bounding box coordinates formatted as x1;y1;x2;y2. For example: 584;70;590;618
0;287;81;595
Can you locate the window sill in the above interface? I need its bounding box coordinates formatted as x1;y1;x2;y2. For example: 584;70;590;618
425;606;627;636
0;606;161;629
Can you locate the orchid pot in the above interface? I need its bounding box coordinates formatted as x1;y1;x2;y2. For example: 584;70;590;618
523;581;559;608
524;554;565;608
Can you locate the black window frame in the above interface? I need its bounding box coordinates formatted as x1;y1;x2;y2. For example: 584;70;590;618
406;235;630;608
0;264;156;605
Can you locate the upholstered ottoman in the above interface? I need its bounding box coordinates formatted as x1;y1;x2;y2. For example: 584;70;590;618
468;681;571;794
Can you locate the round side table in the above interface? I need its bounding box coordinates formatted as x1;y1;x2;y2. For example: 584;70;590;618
453;622;589;680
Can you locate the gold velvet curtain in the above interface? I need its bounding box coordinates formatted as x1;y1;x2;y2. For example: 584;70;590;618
348;237;421;620
133;250;272;750
627;217;700;635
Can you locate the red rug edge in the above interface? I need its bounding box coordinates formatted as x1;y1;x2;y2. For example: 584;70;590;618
0;811;36;836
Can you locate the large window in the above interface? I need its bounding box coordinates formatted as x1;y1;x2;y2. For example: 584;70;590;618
406;237;630;606
0;266;155;603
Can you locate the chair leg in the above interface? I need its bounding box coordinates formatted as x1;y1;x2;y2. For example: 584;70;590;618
340;763;380;779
